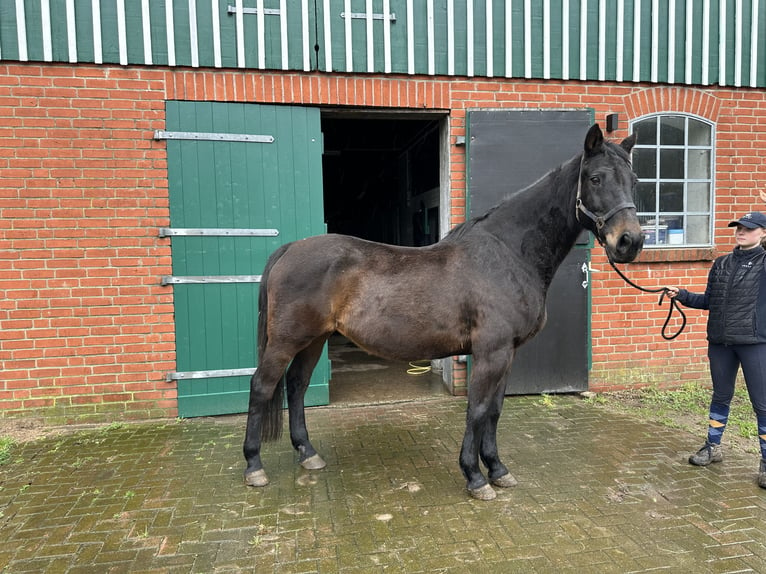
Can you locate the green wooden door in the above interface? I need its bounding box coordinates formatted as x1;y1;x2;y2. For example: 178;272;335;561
163;101;328;417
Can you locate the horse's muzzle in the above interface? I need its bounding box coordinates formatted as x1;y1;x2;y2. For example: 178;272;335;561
607;228;644;263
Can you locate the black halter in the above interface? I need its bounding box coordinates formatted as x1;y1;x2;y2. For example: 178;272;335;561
575;154;636;239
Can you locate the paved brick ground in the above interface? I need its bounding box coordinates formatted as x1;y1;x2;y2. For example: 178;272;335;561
2;395;766;573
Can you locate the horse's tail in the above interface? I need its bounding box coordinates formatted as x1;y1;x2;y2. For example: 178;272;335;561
258;243;291;443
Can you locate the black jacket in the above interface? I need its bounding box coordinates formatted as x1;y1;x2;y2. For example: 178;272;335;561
676;245;766;345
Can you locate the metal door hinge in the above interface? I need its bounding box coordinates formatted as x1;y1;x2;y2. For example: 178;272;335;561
166;367;256;382
227;6;280;16
158;228;279;238
154;130;274;144
340;11;396;22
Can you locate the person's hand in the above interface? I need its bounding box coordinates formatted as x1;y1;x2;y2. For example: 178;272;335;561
760;189;766;204
666;286;680;298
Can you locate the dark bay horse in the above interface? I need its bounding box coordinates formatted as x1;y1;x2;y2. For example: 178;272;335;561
244;124;643;500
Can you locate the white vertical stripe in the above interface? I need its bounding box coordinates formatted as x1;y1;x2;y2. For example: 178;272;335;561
702;0;710;84
345;0;353;72
598;0;605;80
734;0;742;86
166;0;176;66
235;0;244;68
257;0;266;68
685;0;693;83
447;0;455;75
117;0;127;65
66;0;77;63
407;0;414;74
383;0;391;72
667;0;675;84
633;0;641;82
91;0;101;64
366;0;374;72
486;0;493;77
562;0;569;79
428;0;435;75
650;0;658;82
281;0;289;70
323;0;332;71
524;0;531;78
189;0;199;67
15;0;27;61
302;0;310;71
467;0;474;76
211;0;221;67
751;0;760;87
142;0;153;65
719;0;727;85
543;0;550;79
41;0;52;61
616;0;624;81
505;0;513;77
579;0;587;79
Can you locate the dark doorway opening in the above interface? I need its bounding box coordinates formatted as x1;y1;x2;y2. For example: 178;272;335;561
320;112;449;404
322;113;442;246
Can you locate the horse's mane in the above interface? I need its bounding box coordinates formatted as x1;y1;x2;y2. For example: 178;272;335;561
443;139;631;244
443;155;577;243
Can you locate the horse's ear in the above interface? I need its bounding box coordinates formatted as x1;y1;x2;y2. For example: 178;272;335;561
584;124;604;156
620;133;637;153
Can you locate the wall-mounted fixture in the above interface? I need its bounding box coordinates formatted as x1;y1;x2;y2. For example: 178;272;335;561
606;113;619;133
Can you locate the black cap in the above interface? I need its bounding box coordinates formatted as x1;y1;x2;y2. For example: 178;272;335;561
728;212;766;229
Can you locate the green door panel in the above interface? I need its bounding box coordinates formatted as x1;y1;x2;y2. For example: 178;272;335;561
165;101;328;417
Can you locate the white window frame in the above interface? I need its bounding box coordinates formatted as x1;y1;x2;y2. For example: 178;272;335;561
630;113;715;248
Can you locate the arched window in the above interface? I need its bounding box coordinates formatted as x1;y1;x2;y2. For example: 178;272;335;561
630;115;714;247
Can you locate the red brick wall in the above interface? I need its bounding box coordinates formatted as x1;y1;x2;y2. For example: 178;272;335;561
2;63;765;421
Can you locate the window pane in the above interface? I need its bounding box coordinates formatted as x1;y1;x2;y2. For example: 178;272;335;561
635;181;656;212
635;118;657;145
660;149;684;178
688;119;711;146
687;215;711;244
660;116;685;145
659;182;684;211
688;149;711;178
633;148;657;177
687;182;710;211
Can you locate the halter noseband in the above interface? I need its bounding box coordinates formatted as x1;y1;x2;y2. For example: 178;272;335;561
575;154;636;240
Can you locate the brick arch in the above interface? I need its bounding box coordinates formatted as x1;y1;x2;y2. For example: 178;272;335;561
624;87;721;123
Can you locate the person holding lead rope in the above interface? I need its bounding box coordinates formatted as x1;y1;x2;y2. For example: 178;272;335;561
667;211;766;488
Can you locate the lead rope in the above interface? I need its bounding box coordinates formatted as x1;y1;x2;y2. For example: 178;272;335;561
606;257;687;340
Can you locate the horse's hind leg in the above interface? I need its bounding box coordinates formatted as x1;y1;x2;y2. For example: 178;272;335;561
286;336;330;471
243;349;293;487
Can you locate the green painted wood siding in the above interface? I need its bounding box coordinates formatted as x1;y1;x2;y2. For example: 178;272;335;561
1;0;765;88
165;101;328;417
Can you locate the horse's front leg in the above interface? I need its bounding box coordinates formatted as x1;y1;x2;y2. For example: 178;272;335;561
480;377;517;489
459;349;513;500
286;339;329;471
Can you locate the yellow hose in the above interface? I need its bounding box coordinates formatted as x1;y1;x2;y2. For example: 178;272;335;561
406;361;432;375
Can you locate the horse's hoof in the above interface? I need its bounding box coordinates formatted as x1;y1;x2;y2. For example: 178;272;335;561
492;473;518;488
245;469;269;487
468;484;497;501
300;454;327;470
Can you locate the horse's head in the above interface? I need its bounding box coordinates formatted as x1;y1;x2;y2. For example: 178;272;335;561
576;124;643;263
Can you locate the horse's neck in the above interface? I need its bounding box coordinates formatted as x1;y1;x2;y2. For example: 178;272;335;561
485;158;583;285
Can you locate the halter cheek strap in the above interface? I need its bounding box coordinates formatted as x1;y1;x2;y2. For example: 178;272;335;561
575;154;636;239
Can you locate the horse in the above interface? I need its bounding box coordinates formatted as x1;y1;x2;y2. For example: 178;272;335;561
243;123;643;500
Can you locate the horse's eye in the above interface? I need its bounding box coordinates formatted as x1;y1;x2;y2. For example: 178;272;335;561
590;176;601;185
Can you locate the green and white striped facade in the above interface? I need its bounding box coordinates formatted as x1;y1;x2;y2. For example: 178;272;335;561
1;0;764;88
